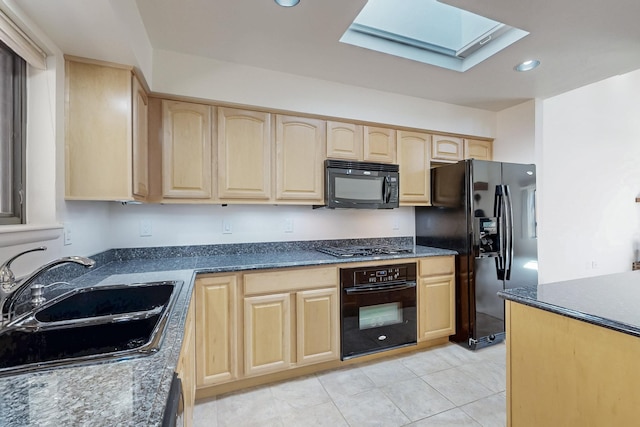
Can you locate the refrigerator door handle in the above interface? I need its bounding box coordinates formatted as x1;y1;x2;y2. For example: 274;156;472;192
504;184;514;281
494;185;506;280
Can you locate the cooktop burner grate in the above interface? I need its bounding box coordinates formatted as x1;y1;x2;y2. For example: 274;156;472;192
316;244;414;258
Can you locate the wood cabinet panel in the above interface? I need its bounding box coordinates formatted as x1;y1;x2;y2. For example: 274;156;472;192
364;126;396;163
418;275;455;341
464;138;493;160
431;135;463;162
419;256;455;277
195;275;237;387
132;75;149;198
397;130;431;205
275;115;326;202
244;266;337;295
162;100;213;199
218;107;272;200
244;293;291;376
65;59;134;200
326;121;363;160
296;288;339;365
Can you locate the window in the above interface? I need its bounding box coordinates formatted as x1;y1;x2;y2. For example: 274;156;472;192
340;0;529;72
0;40;26;225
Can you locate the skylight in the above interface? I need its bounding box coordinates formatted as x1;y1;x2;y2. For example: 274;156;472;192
340;0;529;72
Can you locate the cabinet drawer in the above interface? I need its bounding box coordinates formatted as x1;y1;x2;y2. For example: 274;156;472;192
419;256;455;277
244;267;337;295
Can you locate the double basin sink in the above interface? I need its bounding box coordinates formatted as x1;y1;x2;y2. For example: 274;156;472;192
0;280;183;376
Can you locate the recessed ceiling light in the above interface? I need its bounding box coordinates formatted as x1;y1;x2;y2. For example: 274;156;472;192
514;59;540;72
274;0;300;6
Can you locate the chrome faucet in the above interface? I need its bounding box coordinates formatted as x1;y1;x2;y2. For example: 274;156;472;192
0;246;96;327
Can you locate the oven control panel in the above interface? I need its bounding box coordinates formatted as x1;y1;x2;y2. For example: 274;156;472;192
341;263;417;287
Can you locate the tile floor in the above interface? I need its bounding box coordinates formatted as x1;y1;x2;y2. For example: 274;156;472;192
193;342;506;427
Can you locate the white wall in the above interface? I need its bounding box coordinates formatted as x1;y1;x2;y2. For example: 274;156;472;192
494;100;536;164
108;204;415;248
538;70;640;283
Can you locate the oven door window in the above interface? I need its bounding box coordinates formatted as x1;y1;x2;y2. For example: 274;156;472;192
359;302;403;329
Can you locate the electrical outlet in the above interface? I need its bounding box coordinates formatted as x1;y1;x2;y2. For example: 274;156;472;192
63;223;72;245
139;219;152;237
222;220;233;234
284;218;294;233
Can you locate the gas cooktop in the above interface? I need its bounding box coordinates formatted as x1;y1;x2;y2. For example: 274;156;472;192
316;244;414;258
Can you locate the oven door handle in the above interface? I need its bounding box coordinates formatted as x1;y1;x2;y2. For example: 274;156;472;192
344;281;416;295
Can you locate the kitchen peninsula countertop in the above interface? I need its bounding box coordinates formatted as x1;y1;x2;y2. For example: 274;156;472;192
498;270;640;337
0;239;455;427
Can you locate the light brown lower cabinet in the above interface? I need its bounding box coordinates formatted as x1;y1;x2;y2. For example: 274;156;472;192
296;288;339;366
418;256;456;341
195;275;238;387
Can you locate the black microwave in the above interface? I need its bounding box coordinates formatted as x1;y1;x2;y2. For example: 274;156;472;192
325;160;399;209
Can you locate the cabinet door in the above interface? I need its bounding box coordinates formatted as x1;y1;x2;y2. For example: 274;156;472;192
244;293;291;377
431;135;463;163
65;60;133;200
296;288;339;366
397;130;431;205
326;121;363;160
464;138;493;160
364;126;396;163
195;275;237;387
418;275;455;341
132;75;149;199
218;107;272;200
162;101;213;199
275;115;326;203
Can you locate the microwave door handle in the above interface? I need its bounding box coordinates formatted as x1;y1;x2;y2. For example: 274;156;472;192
383;176;391;203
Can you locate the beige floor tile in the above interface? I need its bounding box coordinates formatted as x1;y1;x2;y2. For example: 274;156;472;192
316;365;376;399
400;348;455;376
382;377;455;421
409;408;482;426
333;388;410;427
430;344;484;367
270;375;331;416
193;397;217;427
421;366;494;406
359;357;418;387
215;385;280;427
460;392;506;427
280;401;348;427
457;360;506;393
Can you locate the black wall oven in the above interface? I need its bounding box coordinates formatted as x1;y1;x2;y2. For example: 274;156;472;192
340;263;417;359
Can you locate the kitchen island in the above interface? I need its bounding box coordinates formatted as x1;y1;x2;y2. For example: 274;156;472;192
0;238;454;427
498;271;640;427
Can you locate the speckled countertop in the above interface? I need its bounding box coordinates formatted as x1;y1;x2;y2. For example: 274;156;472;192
498;270;640;338
0;238;455;427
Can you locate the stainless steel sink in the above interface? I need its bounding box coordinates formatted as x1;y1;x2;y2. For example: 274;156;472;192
0;280;183;377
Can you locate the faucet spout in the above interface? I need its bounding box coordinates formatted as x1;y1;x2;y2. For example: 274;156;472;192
0;249;95;327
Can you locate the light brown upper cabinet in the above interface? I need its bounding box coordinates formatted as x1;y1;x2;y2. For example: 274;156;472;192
65;58;148;201
431;135;464;163
275;115;326;203
161;100;213;199
218;107;272;201
464;138;493;160
397;131;431;206
326;121;363;160
364;126;397;163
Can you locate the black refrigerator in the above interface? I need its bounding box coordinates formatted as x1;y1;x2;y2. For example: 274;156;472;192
415;160;538;350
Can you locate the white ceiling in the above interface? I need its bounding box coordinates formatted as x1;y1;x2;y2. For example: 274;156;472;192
11;0;640;111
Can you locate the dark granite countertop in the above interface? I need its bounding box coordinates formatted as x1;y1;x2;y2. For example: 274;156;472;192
499;270;640;338
0;239;456;426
